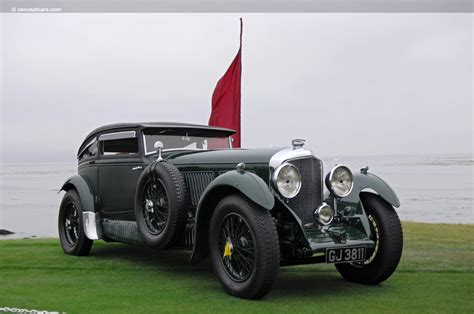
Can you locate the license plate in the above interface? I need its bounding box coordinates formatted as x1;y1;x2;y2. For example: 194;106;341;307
326;246;366;264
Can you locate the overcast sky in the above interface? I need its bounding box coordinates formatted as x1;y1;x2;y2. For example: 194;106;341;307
1;13;472;163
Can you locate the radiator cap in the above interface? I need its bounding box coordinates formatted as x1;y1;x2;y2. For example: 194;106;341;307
291;139;305;149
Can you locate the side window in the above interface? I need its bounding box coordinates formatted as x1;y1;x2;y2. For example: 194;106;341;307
99;131;139;156
78;139;98;161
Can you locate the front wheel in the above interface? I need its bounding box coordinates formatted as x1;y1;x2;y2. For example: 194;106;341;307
335;192;403;284
209;194;280;299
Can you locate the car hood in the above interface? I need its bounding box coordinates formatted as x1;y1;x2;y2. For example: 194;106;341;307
164;148;283;166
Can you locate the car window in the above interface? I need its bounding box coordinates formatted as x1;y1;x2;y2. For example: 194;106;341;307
78;139;98;161
100;135;139;156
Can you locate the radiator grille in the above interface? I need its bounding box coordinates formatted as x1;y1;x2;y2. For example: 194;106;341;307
286;157;323;224
182;171;215;206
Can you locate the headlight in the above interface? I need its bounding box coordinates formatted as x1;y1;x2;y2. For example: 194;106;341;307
325;164;354;197
314;203;334;225
273;163;302;199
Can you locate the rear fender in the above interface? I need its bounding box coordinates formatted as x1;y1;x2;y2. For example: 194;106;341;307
59;175;101;239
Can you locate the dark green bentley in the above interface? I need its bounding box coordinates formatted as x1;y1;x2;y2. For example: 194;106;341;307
59;122;403;299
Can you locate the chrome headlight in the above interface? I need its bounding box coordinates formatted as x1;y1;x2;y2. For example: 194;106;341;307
273;163;302;199
325;164;354;197
314;203;334;225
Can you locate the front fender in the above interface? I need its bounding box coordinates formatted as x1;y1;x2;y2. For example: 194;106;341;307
190;170;274;263
342;172;400;208
59;175;95;212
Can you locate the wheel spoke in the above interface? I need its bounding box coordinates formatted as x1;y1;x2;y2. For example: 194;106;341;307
142;178;169;235
63;202;79;246
218;213;255;282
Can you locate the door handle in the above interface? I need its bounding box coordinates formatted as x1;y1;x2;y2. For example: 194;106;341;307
132;166;143;171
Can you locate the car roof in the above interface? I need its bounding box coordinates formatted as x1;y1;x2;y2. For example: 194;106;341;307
78;122;236;155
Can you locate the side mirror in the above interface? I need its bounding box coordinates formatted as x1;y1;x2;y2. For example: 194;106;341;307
154;141;164;162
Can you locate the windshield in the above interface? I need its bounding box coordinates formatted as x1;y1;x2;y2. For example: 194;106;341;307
143;128;231;155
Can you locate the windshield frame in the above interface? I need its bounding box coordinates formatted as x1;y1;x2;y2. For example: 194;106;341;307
142;129;233;156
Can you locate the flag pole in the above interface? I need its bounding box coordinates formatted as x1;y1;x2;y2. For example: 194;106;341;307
239;18;243;147
240;17;243;48
208;18;243;148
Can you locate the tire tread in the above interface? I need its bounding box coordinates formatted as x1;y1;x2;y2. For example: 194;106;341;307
335;192;403;284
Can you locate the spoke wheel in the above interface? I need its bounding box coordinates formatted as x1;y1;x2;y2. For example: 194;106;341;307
335;192;403;284
135;162;187;249
64;202;80;246
58;190;93;256
142;178;169;235
219;213;256;283
209;194;280;299
353;214;380;267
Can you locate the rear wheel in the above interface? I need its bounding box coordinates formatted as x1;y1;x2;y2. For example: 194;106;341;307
58;190;93;256
335;192;403;284
209;194;280;299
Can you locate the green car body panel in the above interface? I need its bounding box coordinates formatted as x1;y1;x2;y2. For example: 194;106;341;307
341;172;400;208
197;169;275;211
60;122;401;266
60;175;95;213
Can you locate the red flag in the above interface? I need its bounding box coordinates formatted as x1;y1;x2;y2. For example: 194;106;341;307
208;19;243;148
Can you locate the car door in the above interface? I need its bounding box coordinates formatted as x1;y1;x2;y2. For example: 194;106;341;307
96;129;144;221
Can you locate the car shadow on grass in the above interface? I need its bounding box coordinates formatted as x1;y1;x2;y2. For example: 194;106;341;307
90;242;213;274
88;242;384;299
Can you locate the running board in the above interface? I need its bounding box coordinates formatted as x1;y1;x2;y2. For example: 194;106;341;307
101;219;145;246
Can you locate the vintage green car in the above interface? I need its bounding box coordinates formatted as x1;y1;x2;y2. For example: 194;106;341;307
59;122;403;299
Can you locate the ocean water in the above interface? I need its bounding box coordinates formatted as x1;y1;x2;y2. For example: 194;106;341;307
0;154;472;238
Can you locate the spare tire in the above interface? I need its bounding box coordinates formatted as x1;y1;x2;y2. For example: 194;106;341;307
135;162;188;249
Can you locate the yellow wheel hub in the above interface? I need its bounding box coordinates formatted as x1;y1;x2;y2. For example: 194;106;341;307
223;239;233;258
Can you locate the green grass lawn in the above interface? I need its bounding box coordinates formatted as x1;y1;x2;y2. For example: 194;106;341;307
1;222;473;313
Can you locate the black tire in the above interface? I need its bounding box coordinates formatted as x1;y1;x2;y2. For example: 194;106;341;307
209;194;280;299
335;192;403;284
135;162;188;249
58;190;93;256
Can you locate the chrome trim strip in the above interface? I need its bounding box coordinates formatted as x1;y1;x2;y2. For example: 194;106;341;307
99;131;136;141
269;147;313;169
144;147;203;156
142;132;150;155
321;161;324;200
82;212;102;240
